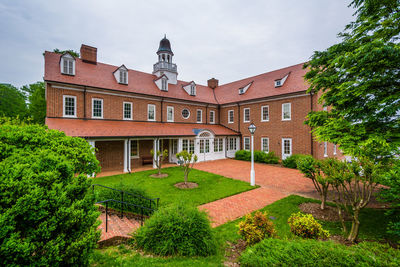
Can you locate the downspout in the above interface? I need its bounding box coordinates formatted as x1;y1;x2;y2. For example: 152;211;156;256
237;103;242;149
161;98;164;122
127;138;131;173
84;87;87;119
206;104;209;124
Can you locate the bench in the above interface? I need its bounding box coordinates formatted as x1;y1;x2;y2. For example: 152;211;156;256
142;156;153;165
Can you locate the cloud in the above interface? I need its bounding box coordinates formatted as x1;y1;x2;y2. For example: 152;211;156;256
0;0;354;87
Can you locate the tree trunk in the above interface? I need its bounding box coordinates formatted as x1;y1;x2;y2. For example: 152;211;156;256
337;206;347;234
347;209;360;242
184;171;188;184
320;189;327;210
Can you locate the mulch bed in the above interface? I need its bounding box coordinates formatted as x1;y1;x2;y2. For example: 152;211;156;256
149;173;169;178
224;239;247;267
299;202;351;222
174;182;198;189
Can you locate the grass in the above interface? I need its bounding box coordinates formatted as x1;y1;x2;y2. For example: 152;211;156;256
92;167;255;207
90;195;398;266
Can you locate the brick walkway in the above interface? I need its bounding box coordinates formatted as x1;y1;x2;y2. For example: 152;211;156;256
98;212;141;246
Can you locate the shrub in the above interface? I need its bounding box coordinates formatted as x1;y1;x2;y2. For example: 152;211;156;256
133;203;217;256
239;238;400;267
94;183;154;215
235;150;251;161
238;211;276;245
0;119;100;266
282;154;313;169
288;212;330;239
264;151;279;164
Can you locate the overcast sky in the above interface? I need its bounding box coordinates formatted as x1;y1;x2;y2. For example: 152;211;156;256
0;0;355;87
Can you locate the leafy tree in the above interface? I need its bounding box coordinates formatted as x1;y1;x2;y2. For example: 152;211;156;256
150;149;168;176
21;82;46;124
0;118;101;266
0;84;27;118
297;157;330;210
304;0;400;153
176;150;198;184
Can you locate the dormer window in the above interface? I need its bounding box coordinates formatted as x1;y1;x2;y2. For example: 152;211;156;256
113;65;128;84
274;72;290;87
183;81;196;96
190;85;196;96
119;70;127;84
60;53;75;75
275;80;281;87
238;81;253;95
161;78;168;91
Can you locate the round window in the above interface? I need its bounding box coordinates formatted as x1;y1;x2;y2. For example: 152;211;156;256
182;109;190;119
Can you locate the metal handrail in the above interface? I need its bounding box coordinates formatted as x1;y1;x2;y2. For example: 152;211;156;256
96;199;156;232
92;184;160;209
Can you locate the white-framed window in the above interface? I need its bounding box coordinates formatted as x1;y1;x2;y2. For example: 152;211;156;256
161;78;168;91
282;138;292;159
190;84;196;96
209;110;215;124
282;103;291;121
228;137;237;151
130;140;139;158
333;144;337;155
214;138;223;152
199;139;210;153
243;108;250;122
182;108;190;119
172;139;178;154
63;95;77;117
324;141;328;157
261;138;269;153
182;139;194;154
167;106;174;122
196;109;202;123
228;110;234;123
261;105;269;122
92;98;103;119
275;80;281;87
243;137;250;151
148;104;156;121
61;54;75;75
119;70;128;84
123;102;132;120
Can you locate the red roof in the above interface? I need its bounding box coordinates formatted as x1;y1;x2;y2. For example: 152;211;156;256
215;63;309;104
44;52;309;105
44;52;218;104
46;118;239;138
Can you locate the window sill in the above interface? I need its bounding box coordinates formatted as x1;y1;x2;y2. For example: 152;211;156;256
63;115;77;118
92;117;103;119
228;122;234;124
123;118;133;121
261;120;269;122
324;154;328;157
282;118;291;121
131;156;140;159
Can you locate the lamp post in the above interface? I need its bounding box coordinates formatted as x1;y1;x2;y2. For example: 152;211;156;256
248;123;256;186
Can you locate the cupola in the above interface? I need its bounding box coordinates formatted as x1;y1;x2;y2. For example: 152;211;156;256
153;35;178;84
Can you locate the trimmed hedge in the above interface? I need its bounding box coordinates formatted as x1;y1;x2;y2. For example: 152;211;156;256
235;150;279;164
240;239;400;267
133;203;217;256
282;154;313;169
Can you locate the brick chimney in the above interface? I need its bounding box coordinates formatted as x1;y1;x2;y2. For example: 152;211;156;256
80;44;97;64
207;78;219;89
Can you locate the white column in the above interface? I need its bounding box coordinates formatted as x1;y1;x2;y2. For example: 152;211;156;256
123;139;128;173
153;138;158;169
127;139;131;172
178;138;182;152
250;135;255;186
88;140;96;177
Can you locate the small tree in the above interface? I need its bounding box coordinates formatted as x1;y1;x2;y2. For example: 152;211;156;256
297;157;330;210
176;150;198;184
150;149;168;175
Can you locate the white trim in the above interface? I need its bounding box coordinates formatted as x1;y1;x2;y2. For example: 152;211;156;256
63;95;77;118
209;110;215;124
147;104;156;121
228;110;234;124
196;109;203;123
221;93;309;107
92;98;104;119
243;136;250;151
333;144;337;155
261;105;269;122
130;139;140;158
324;141;328;157
282;138;292;159
243;108;250;123
261;137;269;153
123;101;132;120
282;103;291;121
167;106;174;122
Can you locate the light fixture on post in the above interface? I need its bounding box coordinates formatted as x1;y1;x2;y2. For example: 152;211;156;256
248;123;256;186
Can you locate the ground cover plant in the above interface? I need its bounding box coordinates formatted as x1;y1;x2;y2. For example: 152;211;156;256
0;119;100;266
93;167;255;207
133;203;217;256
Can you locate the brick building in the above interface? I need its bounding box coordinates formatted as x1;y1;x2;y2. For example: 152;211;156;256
45;37;340;173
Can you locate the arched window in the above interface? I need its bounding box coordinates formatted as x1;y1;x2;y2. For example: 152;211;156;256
162;54;165;61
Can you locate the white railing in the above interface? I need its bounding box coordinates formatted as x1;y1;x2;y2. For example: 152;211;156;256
153;62;177;73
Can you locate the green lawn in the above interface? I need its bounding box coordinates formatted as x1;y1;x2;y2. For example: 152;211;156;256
92;167;255;207
90;195;398;266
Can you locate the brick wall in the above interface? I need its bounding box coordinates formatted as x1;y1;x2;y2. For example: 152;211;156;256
95;141;124;172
